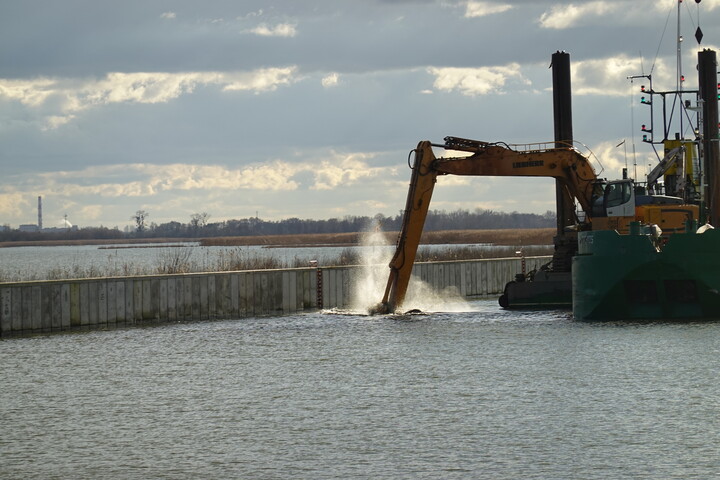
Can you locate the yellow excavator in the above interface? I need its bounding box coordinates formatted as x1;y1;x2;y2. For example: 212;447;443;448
371;136;699;314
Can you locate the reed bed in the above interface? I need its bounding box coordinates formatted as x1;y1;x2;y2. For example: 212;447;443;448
0;229;555;282
200;228;555;247
0;247;309;283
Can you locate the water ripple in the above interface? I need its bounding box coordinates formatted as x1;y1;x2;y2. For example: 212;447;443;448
2;300;719;479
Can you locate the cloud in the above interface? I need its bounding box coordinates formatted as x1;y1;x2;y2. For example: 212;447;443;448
247;23;297;37
0;78;57;106
321;73;340;88
437;176;472;187
44;115;76;130
588;140;636;179
222;67;298;92
705;1;720;12
427;63;528;96
310;152;390;190
536;1;690;30
0;193;30;218
539;1;619;29
0;67;299;128
571;54;669;96
160;12;176;20
78;205;104;221
239;10;264;20
45;162;304;197
464;1;514;18
22;150;389;202
83;72;215;105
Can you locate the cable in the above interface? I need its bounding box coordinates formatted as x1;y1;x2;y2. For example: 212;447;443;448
650;1;675;76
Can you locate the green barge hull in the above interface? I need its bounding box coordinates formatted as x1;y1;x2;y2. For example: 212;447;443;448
572;228;720;320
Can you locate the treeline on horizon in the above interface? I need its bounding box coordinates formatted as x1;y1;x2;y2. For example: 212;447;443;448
0;209;556;242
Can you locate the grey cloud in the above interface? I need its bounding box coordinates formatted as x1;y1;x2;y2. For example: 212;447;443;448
1;0;641;78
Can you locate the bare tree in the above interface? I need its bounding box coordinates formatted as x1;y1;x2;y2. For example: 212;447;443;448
132;210;149;233
190;212;210;235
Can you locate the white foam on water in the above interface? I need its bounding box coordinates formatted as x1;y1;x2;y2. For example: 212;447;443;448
349;225;393;313
350;224;477;314
402;278;477;313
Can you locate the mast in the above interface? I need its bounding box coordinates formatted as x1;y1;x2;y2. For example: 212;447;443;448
550;50;576;273
698;49;719;225
676;0;684;137
630;0;710;200
552;50;574;232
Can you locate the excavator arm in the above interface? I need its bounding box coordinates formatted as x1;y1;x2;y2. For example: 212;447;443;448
373;141;439;314
372;136;600;314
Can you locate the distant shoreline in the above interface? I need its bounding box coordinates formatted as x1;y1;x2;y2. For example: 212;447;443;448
0;228;555;249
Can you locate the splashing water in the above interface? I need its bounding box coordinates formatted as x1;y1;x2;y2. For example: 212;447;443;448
349;223;477;314
349;225;393;313
402;278;477;314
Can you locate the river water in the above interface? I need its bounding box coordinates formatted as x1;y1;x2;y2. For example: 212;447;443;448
0;243;350;281
2;300;718;479
0;242;550;282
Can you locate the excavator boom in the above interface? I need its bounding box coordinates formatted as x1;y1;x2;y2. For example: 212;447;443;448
437;137;598;213
372;137;600;314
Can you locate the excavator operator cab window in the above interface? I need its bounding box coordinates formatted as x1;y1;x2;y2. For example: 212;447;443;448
604;180;635;217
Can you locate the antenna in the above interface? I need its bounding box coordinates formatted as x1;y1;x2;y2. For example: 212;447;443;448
629;76;637;180
676;0;684;137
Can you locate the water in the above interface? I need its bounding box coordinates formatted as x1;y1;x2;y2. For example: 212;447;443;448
2;302;719;479
0;242;549;282
0;243;345;280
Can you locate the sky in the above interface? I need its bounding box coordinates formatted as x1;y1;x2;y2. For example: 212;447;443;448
1;0;719;230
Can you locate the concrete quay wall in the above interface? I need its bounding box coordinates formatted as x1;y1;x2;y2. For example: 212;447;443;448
0;256;550;337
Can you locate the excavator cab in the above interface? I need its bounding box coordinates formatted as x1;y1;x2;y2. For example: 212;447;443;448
591;179;636;218
604;179;635;217
591;178;697;235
